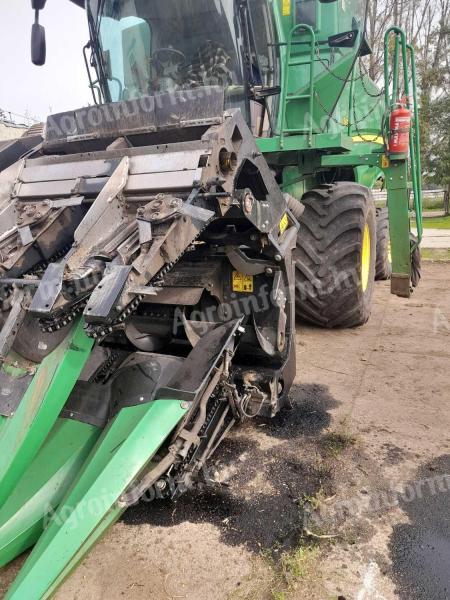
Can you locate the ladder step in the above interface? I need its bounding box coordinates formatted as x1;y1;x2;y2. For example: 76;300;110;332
286;94;311;101
288;60;312;67
282;128;312;134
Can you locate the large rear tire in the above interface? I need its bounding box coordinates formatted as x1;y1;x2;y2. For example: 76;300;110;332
375;207;392;281
294;182;377;328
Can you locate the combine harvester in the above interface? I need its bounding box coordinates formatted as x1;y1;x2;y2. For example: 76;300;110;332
0;0;422;596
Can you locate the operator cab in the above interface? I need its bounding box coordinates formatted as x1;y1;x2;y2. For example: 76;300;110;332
87;0;281;136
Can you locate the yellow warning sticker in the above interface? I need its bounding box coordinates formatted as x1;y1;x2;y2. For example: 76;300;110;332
232;271;254;293
279;213;289;234
381;155;390;169
282;0;291;16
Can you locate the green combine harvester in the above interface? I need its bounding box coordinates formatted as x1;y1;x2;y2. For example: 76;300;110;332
0;0;422;596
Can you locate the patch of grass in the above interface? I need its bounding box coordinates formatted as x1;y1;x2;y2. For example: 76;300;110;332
279;545;319;582
299;491;324;512
413;215;450;229
421;248;450;262
321;431;357;458
422;197;445;211
264;543;321;599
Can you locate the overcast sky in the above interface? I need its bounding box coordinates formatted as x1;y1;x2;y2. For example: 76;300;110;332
0;0;93;124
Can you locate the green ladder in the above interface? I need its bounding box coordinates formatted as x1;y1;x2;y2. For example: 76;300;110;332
279;23;316;149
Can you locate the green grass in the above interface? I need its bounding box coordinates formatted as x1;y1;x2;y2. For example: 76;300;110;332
264;544;321;599
320;431;357;458
416;215;450;229
279;546;320;583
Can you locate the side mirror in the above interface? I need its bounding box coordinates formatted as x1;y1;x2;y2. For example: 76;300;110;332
31;0;47;66
32;22;46;66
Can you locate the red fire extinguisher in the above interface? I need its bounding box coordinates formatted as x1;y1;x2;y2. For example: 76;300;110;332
389;100;412;155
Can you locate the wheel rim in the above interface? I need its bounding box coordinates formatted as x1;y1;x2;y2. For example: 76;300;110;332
361;223;371;292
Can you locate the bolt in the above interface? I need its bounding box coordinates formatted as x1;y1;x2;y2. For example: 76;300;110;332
265;267;274;276
275;254;282;262
181;401;190;410
156;480;167;491
243;193;254;214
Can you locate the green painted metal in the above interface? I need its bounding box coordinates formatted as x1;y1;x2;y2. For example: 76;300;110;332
256;4;421;289
0;319;94;509
407;42;423;244
354;165;384;189
385;159;412;295
321;152;383;169
0;418;100;567
279;23;316;147
257;131;354;154
5;399;188;600
270;0;382;141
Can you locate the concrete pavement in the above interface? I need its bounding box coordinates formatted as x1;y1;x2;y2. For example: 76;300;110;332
420;228;450;249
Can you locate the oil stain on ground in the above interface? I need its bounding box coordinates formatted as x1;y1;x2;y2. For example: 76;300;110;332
389;454;450;600
123;384;340;555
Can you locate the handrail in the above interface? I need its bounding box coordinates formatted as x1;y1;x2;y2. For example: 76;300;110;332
384;27;423;244
407;42;423;240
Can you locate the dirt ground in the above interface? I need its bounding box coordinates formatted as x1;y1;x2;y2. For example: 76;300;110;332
1;262;449;600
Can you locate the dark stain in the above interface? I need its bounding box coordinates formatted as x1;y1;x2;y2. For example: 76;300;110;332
263;383;339;439
389;454;450;600
123;384;341;555
382;443;410;466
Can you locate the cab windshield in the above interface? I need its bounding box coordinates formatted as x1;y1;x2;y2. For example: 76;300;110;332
88;0;247;105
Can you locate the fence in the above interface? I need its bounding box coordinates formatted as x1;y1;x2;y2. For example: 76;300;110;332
372;189;445;202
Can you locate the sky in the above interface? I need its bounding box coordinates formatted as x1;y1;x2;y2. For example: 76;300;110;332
0;0;93;124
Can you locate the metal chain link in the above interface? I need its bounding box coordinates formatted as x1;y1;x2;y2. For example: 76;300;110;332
358;57;385;98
